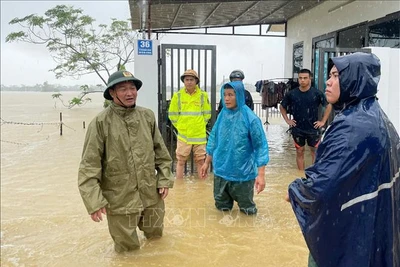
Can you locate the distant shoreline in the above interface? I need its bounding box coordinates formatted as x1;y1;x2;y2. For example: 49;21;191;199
0;89;82;92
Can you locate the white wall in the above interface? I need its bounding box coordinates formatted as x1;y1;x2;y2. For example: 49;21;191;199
284;1;400;76
370;47;400;133
134;39;160;123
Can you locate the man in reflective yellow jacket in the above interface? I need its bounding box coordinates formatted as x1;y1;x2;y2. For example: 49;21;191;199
78;70;174;253
168;69;211;179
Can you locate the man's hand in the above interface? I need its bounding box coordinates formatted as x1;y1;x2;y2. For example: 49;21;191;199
286;119;296;127
159;187;169;200
200;162;209;179
285;193;290;202
90;207;106;222
255;175;266;194
313;120;325;129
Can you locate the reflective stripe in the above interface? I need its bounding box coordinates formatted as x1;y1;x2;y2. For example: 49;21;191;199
201;94;206;116
178;92;181;112
179;111;203;116
178;133;207;143
168;112;180;116
177;91;207;115
341;168;400;211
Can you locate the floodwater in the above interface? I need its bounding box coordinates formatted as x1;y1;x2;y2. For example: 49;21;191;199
1;92;313;267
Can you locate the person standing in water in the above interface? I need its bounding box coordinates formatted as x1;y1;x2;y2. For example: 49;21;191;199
201;81;269;215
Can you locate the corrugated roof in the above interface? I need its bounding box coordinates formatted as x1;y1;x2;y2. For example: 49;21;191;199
129;0;327;32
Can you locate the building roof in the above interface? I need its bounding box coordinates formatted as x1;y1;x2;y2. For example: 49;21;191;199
129;0;327;33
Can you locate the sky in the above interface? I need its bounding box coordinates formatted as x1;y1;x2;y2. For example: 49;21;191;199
0;0;285;87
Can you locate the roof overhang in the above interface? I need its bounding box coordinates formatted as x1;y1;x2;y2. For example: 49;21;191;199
129;0;327;36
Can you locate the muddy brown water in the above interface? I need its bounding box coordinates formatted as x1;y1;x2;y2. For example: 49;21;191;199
1;92;312;267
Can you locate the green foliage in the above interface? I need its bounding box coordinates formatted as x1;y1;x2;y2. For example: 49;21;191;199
6;4;139;99
52;93;62;99
80;84;90;92
69;97;84;105
50;84;100;109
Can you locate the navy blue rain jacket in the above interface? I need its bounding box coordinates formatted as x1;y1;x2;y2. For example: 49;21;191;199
288;52;400;267
206;81;269;181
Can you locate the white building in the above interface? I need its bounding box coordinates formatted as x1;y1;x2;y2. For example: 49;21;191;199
129;0;400;132
284;1;399;131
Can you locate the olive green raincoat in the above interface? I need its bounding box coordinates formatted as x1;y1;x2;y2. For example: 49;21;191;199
78;103;174;215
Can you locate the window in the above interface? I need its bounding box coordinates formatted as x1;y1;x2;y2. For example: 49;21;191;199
293;42;303;78
315;37;335;49
311;12;399;92
312;34;335;90
368;17;400;48
337;24;367;48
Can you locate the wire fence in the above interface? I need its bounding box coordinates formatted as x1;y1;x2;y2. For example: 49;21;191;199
0;139;29;146
0;113;76;145
0;118;60;126
0;116;76;131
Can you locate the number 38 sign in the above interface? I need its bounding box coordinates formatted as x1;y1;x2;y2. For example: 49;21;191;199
137;40;153;55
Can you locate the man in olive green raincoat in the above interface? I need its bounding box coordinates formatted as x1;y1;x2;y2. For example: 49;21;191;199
78;70;174;253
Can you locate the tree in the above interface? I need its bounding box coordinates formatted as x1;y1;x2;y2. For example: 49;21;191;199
6;5;138;108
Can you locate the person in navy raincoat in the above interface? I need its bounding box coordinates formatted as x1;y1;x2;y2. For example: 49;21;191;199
200;81;269;215
286;52;400;267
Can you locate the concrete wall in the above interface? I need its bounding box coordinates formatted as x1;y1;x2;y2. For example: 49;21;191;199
371;47;400;133
284;0;400;76
134;39;160;124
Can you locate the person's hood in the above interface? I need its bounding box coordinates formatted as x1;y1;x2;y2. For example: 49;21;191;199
220;81;245;110
329;52;380;110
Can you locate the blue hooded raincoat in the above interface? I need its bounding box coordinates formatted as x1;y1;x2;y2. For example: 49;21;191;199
206;81;269;181
288;52;400;267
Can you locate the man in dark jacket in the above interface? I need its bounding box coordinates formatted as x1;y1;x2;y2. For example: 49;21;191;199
286;52;400;267
217;70;254;113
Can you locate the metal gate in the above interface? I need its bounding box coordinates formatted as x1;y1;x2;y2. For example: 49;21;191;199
314;48;371;124
158;44;217;174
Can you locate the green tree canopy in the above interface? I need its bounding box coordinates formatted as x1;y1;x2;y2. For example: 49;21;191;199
6;4;137;85
6;5;137;108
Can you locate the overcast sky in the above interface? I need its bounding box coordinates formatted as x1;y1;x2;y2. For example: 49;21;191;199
1;0;285;86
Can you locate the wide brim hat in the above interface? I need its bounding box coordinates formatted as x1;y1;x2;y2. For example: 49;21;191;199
180;69;200;84
104;71;143;100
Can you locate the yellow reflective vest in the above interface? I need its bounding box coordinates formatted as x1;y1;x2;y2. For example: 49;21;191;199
168;85;211;144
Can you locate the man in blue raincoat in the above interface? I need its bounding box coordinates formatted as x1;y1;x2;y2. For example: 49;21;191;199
200;81;269;215
286;52;400;267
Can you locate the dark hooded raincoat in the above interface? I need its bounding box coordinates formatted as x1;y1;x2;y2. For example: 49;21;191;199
288;52;400;267
78;103;174;215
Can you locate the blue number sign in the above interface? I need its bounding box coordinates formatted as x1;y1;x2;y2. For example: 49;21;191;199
137;40;153;55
